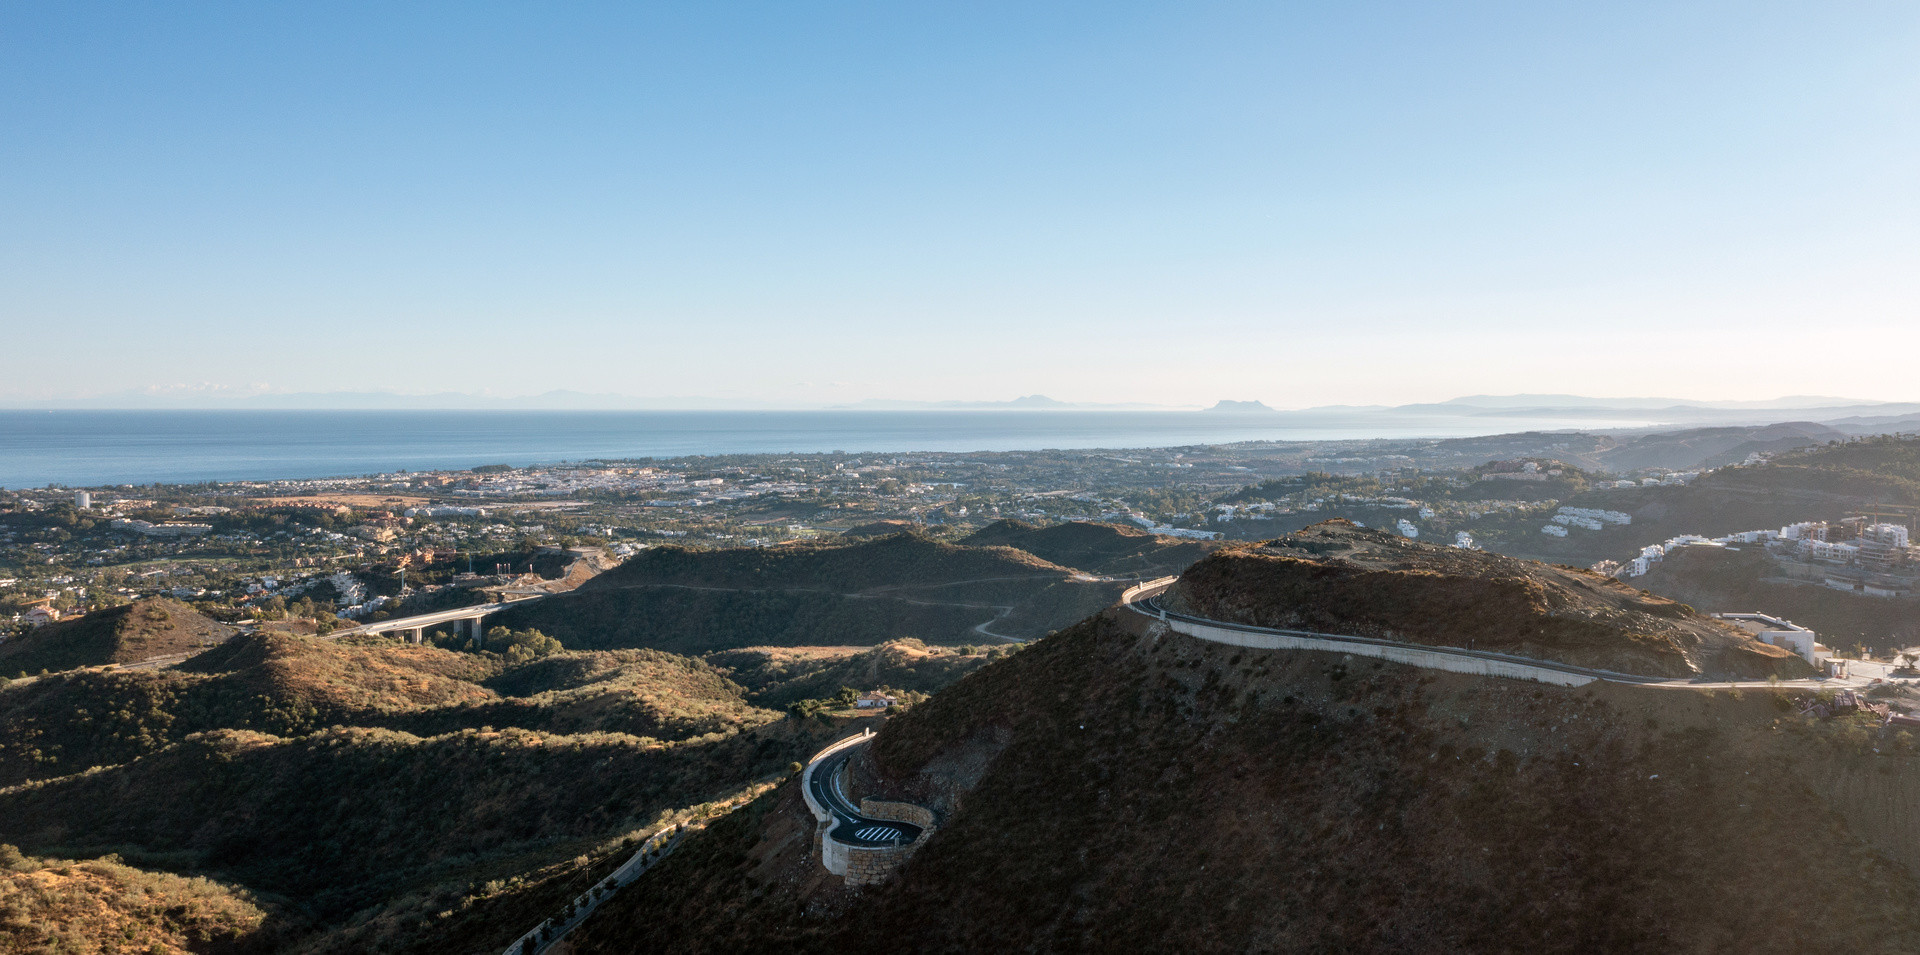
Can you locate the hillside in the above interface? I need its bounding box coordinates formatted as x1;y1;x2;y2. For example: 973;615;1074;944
0;625;865;952
1165;522;1806;679
0;720;840;950
1593;422;1844;472
586;532;1072;591
0;845;274;953
568;609;1920;953
1500;435;1920;565
704;639;1005;707
0;632;504;786
1634;545;1920;656
960;519;1219;577
489;530;1122;652
0;598;232;677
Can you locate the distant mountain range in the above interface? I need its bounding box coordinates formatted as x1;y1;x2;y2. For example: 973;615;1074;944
827;395;1184;411
6;390;1919;435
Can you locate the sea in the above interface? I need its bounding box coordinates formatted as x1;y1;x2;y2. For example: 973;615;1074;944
0;409;1653;488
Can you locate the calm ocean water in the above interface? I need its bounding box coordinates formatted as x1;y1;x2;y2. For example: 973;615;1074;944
0;410;1641;487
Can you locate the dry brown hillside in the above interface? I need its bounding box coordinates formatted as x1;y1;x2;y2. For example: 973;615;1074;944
488;530;1116;652
1164;521;1808;679
961;519;1220;577
0;598;232;677
569;608;1920;954
0;845;273;953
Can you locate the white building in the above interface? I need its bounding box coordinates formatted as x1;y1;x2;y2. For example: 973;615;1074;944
1396;519;1419;539
1558;506;1632;525
1716;613;1830;667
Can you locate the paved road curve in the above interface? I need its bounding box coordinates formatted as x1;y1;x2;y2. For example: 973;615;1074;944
807;740;924;847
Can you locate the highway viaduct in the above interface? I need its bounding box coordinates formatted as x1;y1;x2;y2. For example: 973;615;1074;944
328;593;547;645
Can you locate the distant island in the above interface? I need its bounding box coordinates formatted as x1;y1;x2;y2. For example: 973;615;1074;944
1201;399;1277;414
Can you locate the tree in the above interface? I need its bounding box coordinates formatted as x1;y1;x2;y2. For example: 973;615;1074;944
483;626;563;662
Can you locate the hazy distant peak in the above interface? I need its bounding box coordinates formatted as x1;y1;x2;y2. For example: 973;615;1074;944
1202;400;1276;414
1438;394;1889;412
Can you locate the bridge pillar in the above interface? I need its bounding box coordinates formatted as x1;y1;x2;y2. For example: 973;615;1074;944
407;627;424;645
467;616;485;643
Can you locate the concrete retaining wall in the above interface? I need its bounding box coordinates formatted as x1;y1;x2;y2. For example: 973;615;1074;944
1165;617;1597;687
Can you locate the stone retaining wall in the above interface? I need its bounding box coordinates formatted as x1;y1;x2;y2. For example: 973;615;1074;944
841;839;925;885
859;798;935;829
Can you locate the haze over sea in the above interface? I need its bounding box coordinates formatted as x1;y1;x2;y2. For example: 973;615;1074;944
0;409;1657;487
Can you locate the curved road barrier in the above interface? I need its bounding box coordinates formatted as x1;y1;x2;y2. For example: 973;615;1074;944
803;731;936;884
1120;576;1834;689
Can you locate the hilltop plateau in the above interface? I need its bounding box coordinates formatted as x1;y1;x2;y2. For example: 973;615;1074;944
1165;522;1807;679
569;608;1920;953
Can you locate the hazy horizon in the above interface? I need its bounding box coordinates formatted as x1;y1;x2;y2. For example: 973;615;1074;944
2;389;1916;414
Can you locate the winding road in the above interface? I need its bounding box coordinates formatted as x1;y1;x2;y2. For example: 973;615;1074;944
807;738;924;847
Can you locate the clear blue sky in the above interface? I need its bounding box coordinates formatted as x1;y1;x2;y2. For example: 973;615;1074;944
3;1;1917;408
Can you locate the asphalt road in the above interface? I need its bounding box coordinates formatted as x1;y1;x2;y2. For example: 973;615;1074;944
807;742;923;847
